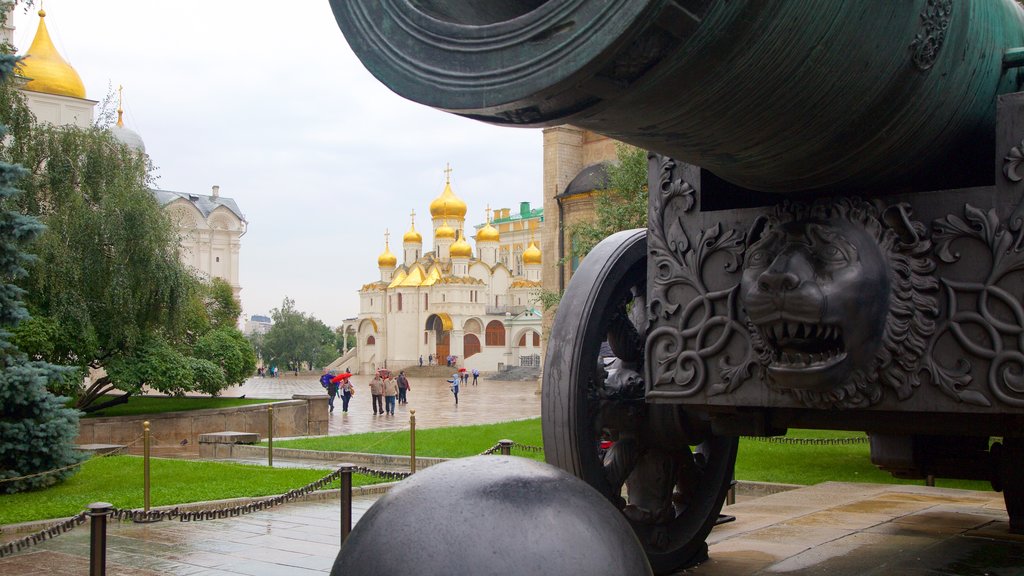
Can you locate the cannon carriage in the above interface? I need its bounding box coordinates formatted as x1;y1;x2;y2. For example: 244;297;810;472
332;0;1024;572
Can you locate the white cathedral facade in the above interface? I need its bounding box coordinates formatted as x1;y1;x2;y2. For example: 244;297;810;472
348;173;543;374
11;7;245;299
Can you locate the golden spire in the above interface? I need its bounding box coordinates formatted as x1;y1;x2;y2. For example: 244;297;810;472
522;220;541;265
117;85;125;128
377;228;397;268
444;162;452;184
19;7;87;99
403;209;422;244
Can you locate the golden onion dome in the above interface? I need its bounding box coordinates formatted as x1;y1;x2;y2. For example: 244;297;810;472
429;181;467;220
476;221;500;243
403;225;422;244
522;241;542;265
450;236;472;259
377;244;398;268
435;221;456;240
19;10;87;99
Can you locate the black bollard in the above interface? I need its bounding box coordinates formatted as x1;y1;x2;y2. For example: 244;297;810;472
339;465;355;547
88;502;113;576
498;439;513;456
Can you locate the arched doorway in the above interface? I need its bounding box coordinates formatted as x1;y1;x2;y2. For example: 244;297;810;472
426;313;453;362
464;333;481;358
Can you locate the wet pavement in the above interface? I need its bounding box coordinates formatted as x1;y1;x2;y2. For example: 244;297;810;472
223;372;542;436
3;482;1020;574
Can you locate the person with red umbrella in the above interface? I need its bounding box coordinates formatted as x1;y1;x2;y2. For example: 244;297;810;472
331;370;354;413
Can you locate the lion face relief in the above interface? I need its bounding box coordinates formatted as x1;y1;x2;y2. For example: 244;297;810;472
739;199;937;409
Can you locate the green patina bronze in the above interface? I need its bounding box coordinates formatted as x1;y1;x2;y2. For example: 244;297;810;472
333;0;1024;194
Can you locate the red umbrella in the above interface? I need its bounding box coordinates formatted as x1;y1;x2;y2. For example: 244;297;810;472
458;368;467;372
330;372;352;383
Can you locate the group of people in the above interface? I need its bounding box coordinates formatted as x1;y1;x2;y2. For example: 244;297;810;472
324;368;411;416
324;366;480;411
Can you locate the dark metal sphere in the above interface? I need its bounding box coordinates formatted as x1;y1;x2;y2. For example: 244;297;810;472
331;456;652;576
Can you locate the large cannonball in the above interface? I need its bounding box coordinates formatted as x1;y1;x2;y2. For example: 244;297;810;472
331;456;652;576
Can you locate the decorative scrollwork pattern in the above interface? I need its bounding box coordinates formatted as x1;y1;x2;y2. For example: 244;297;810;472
910;0;953;71
930;204;1024;407
645;156;752;397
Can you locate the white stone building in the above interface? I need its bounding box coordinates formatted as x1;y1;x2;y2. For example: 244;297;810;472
12;7;245;300
346;172;543;374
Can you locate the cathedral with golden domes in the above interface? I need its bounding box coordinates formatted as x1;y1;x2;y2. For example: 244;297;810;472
348;169;544;374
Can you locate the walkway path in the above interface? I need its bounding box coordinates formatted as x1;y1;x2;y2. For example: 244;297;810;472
223;372;541;435
2;482;1017;574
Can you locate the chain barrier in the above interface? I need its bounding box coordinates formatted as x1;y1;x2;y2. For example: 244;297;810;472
479;442;502;456
0;462;409;558
0;511;88;558
742;436;869;445
510;442;544;453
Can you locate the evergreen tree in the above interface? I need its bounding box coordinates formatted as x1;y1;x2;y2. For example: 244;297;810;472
0;53;82;494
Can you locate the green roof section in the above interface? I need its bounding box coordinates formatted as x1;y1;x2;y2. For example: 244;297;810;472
476;201;544;230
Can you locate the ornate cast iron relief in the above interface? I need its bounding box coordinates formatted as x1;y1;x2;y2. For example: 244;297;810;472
741;199;938;409
911;0;953;71
646;157;752;398
1005;139;1024;182
930;205;1024;407
646;155;943;410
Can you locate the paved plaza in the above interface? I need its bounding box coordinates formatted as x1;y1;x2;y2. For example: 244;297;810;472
2;481;1020;574
223;372;541;436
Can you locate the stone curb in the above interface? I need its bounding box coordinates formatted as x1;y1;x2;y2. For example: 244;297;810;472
237;444;448;468
0;482;399;538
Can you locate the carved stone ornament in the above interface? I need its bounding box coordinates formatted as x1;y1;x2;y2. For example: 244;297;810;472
740;199;939;409
910;0;953;71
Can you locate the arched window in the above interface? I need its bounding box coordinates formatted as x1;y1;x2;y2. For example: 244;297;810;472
485;321;505;346
517;331;541;347
367;335;376;346
534;332;540;347
464;334;481;358
398;293;403;311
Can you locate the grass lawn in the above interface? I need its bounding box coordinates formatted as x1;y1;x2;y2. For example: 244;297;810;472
78;396;273;419
272;418;544;459
274;418;991;491
0;456;382;526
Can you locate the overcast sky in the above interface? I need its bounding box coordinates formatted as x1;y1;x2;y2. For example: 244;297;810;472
11;1;543;327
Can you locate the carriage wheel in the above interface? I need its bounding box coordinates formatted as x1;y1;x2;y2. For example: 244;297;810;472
543;229;738;574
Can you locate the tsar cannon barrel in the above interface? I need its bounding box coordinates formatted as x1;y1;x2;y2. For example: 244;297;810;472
332;0;1024;194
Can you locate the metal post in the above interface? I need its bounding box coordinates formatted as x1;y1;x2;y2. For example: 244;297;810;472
410;409;417;474
268;405;274;467
499;439;513;456
143;421;151;512
339;464;355;547
88;502;113;576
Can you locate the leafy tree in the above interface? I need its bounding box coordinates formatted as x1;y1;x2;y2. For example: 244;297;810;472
0;52;82;493
263;297;336;371
569;143;648;260
0;68;250;411
194;327;257;387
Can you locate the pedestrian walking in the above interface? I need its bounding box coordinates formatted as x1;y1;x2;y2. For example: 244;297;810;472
472;368;479;385
383;374;398;415
449;372;460;405
419;355;424;367
370;373;385;415
320;369;338;413
331;371;355;412
428;353;433;366
397;370;410;404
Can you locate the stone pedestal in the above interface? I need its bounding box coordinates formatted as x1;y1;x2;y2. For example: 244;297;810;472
198;431;260;459
293;394;329;435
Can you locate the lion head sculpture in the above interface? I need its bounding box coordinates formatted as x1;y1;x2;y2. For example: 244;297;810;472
739;198;938;409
